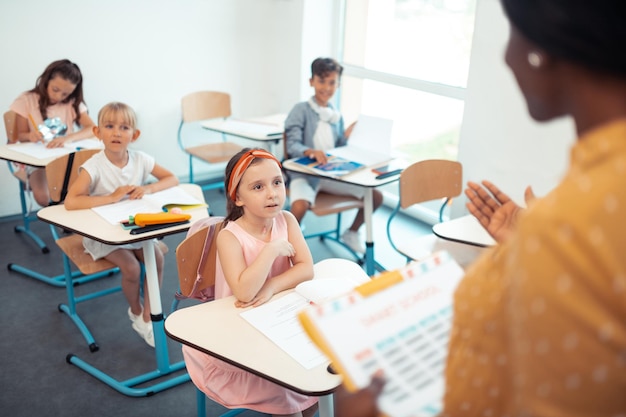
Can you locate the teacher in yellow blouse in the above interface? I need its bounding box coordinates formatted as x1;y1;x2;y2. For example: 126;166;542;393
335;0;626;415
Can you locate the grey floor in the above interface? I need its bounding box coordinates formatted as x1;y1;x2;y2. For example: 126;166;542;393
0;186;429;417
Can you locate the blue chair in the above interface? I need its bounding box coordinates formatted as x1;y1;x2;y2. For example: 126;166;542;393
386;159;463;263
178;91;243;191
3;110;49;253
43;149;126;351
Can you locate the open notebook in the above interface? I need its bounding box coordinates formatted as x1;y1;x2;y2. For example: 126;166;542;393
91;185;207;225
328;114;394;168
239;259;371;370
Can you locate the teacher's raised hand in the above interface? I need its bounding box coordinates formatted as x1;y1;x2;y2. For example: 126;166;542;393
465;180;535;244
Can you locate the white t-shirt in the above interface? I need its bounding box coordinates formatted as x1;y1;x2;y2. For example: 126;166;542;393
81;150;155;195
80;149;156;260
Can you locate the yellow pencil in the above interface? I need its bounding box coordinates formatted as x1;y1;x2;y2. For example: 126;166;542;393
28;114;38;132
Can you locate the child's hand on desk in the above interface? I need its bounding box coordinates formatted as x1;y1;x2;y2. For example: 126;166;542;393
111;185;136;202
46;137;68;148
127;185;151;200
304;149;328;164
234;284;275;308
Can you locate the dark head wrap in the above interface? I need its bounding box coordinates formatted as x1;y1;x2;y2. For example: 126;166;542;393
501;0;626;76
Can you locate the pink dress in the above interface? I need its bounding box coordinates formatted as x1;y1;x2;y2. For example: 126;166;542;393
182;211;318;414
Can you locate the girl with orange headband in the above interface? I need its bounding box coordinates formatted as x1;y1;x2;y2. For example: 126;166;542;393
182;148;318;417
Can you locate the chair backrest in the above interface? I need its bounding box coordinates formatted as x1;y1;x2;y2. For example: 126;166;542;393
181;91;231;123
175;216;226;302
4;110;19;143
45;149;100;204
399;159;463;209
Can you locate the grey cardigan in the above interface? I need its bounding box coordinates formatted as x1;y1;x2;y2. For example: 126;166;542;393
284;100;347;187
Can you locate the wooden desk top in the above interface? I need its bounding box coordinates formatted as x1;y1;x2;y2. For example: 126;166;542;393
165;291;342;396
37;184;209;244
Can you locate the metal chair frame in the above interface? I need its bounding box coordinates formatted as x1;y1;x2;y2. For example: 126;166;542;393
386;159;463;263
178;91;243;191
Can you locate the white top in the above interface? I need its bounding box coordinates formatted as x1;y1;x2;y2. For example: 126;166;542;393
432;215;496;247
81;150;155;196
79;150;156;259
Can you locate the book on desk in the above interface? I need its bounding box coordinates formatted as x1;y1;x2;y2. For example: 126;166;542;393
238;273;371;370
298;251;464;417
91;185;207;226
292;154;366;177
293;114;394;178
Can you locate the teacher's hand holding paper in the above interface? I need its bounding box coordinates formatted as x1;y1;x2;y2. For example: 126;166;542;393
334;373;385;417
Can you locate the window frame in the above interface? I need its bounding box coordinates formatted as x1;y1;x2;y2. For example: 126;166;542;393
334;0;475;224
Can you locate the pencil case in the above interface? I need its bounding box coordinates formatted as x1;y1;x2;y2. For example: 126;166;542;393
131;212;191;227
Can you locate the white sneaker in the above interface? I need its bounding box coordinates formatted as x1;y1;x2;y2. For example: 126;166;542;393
128;307;142;322
128;308;155;348
341;229;365;254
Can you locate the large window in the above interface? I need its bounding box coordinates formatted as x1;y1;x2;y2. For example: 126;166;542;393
339;0;476;164
337;0;476;221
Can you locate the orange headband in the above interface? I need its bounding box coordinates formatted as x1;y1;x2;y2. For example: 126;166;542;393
227;149;282;201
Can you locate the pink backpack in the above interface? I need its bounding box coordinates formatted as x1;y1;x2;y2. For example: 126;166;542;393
174;216;226;303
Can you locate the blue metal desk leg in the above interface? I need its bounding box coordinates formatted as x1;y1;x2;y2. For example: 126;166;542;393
318;394;334;417
10;173;49;253
362;188;386;275
65;240;189;396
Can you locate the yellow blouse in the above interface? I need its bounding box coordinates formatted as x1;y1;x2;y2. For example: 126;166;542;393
442;119;626;417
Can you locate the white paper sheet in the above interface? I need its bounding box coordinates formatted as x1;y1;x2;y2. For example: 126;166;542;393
328;114;394;167
240;292;328;370
222;119;283;137
7;138;103;159
7;142;74;159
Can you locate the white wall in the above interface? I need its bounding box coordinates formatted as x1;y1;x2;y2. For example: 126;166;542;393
1;0;577;220
452;0;575;217
0;0;322;217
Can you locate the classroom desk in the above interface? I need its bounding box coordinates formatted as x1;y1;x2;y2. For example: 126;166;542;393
1;141;102;286
283;159;401;275
165;291;342;417
201;114;285;156
1;143;62;254
432;214;497;247
37;183;209;397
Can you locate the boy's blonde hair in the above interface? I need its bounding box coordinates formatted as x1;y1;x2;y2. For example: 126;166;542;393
97;102;138;129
